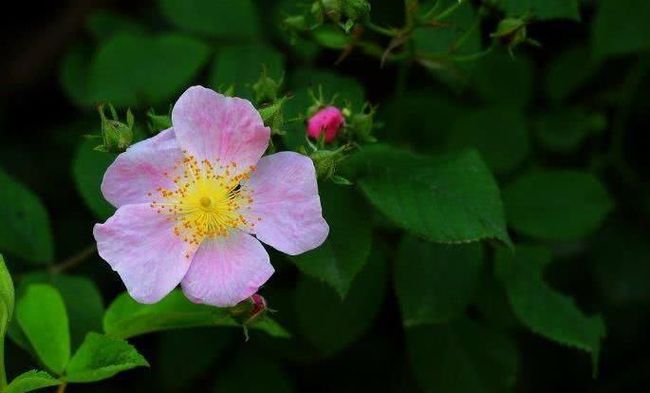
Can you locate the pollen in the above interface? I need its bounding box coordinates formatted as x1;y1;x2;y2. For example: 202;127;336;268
148;154;257;246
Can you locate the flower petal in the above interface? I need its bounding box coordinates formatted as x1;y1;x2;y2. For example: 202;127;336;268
94;204;194;303
243;152;329;255
171;85;270;171
101;128;183;208
181;231;274;307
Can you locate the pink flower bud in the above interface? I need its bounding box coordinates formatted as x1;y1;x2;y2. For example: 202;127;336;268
307;106;344;143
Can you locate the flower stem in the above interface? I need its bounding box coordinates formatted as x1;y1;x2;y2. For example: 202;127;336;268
365;21;397;37
49;244;97;274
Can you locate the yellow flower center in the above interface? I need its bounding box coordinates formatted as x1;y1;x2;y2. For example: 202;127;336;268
148;154;257;255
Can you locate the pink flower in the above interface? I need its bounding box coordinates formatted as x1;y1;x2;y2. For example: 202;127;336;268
94;86;329;307
307;106;344;143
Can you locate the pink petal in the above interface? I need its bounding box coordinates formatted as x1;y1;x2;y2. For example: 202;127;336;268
171;86;270;172
101;128;183;208
181;231;274;307
243;152;329;255
94;204;194;304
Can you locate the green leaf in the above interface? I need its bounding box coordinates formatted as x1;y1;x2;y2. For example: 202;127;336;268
290;69;365;109
472;52;533;108
88;32;211;107
158;328;233;391
407;318;518;393
0;255;13;335
213;350;294;393
59;43;93;107
592;0;650;58
18;273;104;350
64;332;147;383
209;44;284;99
413;0;481;56
292;184;372;297
85;10;144;42
544;47;598;103
295;247;387;356
534;109;606;153
5;370;61;393
494;245;606;372
16;284;70;375
395;236;483;326
72;138;116;220
103;290;288;339
0;168;54;264
496;0;580;20
350;145;512;246
159;0;259;39
448;106;530;174
503;171;613;240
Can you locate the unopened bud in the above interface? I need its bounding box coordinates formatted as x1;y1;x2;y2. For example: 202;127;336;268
96;104;134;153
307;106;345;143
230;293;269;326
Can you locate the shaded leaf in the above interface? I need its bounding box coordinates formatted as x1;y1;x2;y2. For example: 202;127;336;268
496;0;580;20
103;290;288;339
0;168;54;264
592;0;650;58
395;236;483;326
159;0;259;38
292;184;372;297
503;171;613;240
534;109;606;153
495;245;605;372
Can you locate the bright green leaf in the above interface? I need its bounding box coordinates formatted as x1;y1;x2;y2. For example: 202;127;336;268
448;106;530;173
395;236;483;326
72;138;116;220
88;32;211;107
0;168;54;264
497;0;580;20
292;184;372;297
209;44;284;99
0;255;13;335
503;170;613;240
592;0;650;58
295;247;387;355
103;290;288;339
64;332;148;383
407;318;518;393
5;370;61;393
495;245;606;372
159;0;259;39
350;145;512;246
16;284;70;375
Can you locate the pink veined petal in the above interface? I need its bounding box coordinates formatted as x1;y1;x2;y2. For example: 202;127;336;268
101;128;183;208
94;204;194;304
243;151;329;255
171;85;270;172
181;231;274;307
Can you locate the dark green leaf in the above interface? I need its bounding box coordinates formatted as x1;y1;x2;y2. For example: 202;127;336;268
86;10;144;42
64;333;148;383
395;236;483;326
496;0;580;20
292;184;372;297
448;106;530;173
88;32;211;107
59;44;93;107
212;350;293;393
534;109;606;153
407;318;518;393
16;284;70;375
503;171;613;240
159;0;259;39
351;145;512;246
103;290;288;339
0;168;54;264
592;0;650;58
413;0;481;56
72;139;116;220
290;69;365;109
0;254;13;335
5;370;60;393
495;245;606;372
209;44;284;99
545;47;598;103
472;52;533;107
295;247;387;355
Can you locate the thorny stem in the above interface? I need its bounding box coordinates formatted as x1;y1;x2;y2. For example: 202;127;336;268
49;244;97;274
